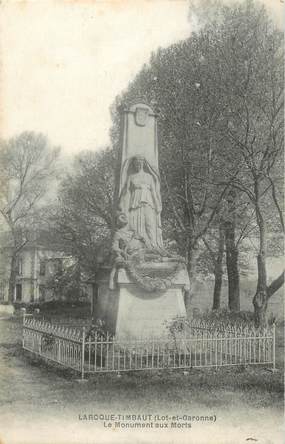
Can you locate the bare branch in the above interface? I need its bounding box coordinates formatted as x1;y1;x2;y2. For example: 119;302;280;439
267;271;284;299
267;175;284;232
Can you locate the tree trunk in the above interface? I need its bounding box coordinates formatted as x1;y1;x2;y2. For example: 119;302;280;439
212;225;225;310
185;244;199;314
253;208;284;327
253;262;284;328
213;266;223;310
252;180;268;327
8;252;17;303
91;282;99;322
253;254;268;327
224;221;240;311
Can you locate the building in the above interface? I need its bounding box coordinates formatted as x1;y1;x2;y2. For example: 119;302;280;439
0;230;73;304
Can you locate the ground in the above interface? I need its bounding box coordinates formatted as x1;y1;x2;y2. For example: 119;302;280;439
0;311;284;444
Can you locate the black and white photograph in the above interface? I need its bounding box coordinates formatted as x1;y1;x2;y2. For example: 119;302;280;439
0;1;283;443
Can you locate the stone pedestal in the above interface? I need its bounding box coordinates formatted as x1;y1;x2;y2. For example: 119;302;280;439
96;267;188;340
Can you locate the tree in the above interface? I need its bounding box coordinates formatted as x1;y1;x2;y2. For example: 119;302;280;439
0;132;60;302
50;148;115;280
210;1;284;325
189;0;284;320
201;195;254;311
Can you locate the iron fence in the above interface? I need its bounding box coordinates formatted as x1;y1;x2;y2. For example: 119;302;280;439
22;316;83;372
22;315;276;379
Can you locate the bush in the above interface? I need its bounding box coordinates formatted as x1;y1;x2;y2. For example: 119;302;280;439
198;308;255;325
39;300;88;311
13;302;40;313
166;309;277;339
198;309;276;327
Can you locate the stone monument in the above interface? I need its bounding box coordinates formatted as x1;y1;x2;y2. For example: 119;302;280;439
96;103;189;339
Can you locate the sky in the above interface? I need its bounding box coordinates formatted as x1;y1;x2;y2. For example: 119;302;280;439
0;0;191;155
0;0;283;156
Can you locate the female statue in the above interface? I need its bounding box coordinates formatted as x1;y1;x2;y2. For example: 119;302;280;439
118;155;163;250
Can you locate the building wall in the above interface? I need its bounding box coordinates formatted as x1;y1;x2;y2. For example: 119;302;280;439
0;246;71;303
0;247;10;301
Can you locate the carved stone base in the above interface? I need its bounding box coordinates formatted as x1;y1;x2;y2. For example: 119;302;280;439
96;267;188;340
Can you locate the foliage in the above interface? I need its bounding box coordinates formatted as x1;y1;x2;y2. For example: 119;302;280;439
45;260;85;301
167;308;278;335
41;333;56;351
196;308;255;326
85;319;111;340
50;148;116;278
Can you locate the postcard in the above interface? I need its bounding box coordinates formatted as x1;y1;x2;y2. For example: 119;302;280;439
0;1;283;443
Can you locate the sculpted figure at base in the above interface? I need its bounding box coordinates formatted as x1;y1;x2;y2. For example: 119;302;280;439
118;156;163;250
111;212;146;263
109;212;186;292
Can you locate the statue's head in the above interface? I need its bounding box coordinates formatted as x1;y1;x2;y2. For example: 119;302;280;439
132;155;145;172
116;211;128;228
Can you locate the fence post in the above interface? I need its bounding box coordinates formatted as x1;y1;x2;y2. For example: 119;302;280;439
57;340;61;364
81;327;86;380
22;310;26;348
272;323;276;371
215;333;218;369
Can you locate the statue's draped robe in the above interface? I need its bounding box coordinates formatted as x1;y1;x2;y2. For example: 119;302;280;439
119;159;163;250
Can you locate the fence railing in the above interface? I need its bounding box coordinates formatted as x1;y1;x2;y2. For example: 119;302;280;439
22;316;83;372
22;316;276;379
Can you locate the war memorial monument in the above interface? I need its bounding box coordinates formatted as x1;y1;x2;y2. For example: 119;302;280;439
96;103;190;339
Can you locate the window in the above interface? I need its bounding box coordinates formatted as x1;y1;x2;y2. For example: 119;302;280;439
54;258;63;274
39;285;46;301
16;257;23;275
15;284;22;301
39;259;46;276
0;282;5;300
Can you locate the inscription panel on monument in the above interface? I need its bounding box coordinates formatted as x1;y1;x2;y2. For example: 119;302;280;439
115;285;186;339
